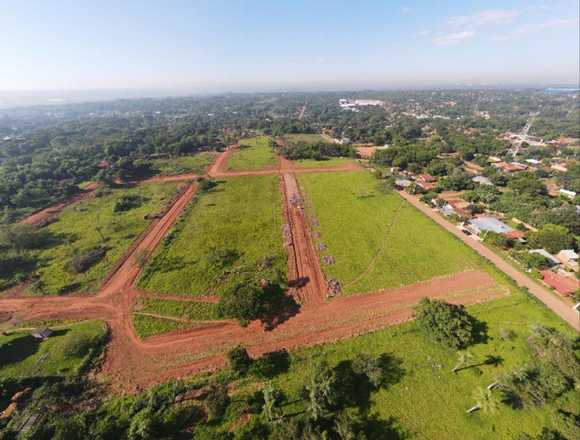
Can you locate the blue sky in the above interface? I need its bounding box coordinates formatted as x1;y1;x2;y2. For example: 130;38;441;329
1;0;578;91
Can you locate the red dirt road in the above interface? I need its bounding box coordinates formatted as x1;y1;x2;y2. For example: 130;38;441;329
282;173;327;306
0;148;520;392
398;190;579;331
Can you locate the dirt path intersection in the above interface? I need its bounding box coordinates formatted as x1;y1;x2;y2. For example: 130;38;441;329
0;146;536;391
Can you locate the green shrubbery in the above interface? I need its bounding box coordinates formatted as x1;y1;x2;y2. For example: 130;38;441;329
414;298;483;349
113;194;144;212
280;141;355;161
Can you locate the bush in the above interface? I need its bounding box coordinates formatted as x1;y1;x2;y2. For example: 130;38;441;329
414;298;482;349
113;194;143;212
250;350;290;378
500;365;571;409
217;278;284;324
227;345;252;376
67;247;106;273
280;141;355;161
204;382;230;421
0;224;53;250
61;332;95;358
527;326;579;382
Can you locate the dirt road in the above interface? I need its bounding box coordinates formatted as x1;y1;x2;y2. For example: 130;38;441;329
398;191;579;330
282;173;327;306
0;147;525;392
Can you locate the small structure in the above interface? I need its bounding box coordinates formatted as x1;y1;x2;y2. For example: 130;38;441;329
555;250;579;272
559;189;577;200
394;178;412;189
492;161;527;173
467;216;515;236
472;175;493;186
525;159;542;166
529;249;560;267
416;173;436;191
31;328;53;340
541;270;579;296
550;162;568;173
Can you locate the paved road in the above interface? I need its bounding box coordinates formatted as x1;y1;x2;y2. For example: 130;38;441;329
398;191;579;331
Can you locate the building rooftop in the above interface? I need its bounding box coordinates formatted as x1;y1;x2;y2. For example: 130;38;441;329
469;217;514;234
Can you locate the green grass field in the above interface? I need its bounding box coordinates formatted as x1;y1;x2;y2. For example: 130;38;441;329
283;133;327;144
149;152;216;176
32;183;178;295
264;292;577;440
132;314;192;339
294;157;355;168
138;175;286;296
0;320;107;379
227;136;277;171
135;298;219;321
298;172;486;294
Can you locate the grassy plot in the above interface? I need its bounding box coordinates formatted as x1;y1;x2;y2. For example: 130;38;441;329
266;292;578;440
283;133;326;143
0;320;107;379
34;182;177;295
132;314;192;339
227;136;277;171
298;172;485;294
149;152;216;176
138;175;286;297
293;157;355;168
135;298;220;321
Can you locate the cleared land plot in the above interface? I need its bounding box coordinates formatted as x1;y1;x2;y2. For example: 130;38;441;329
0;320;106;379
268;292;577;440
293;157;356;169
148;152;216;176
31;183;178;295
132;314;191;339
135;298;219;321
283;133;326;143
298;172;487;294
226;136;277;171
138;175;286;296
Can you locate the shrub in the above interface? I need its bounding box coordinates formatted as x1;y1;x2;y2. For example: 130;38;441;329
250;350;290;379
205;382;230;421
67;247;106;273
500;365;571;409
527;326;579;382
414;298;482;349
61;332;95;358
113;194;143;212
227;345;252;376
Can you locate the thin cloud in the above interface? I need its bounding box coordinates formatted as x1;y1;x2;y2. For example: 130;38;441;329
432;31;475;46
491;17;579;41
449;9;520;27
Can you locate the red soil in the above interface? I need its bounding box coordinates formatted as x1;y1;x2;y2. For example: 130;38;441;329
0;148;514;392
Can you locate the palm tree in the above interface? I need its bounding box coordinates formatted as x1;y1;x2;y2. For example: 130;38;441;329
467;387;500;414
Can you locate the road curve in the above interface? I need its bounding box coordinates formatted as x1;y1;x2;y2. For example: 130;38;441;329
398;190;579;331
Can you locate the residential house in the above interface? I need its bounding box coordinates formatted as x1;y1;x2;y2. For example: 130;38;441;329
529;249;560;267
472;175;493;186
559;189;577;200
541;270;579;296
555;250;579;272
466;216;524;240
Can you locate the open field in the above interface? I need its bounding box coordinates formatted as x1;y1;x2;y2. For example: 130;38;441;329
149;152;216;176
257;292;577;440
283;133;327;144
132;314;194;339
30;182;178;295
297;172;490;294
293;157;357;169
0;320;106;379
226;136;277;171
138;175;286;296
135;297;219;321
